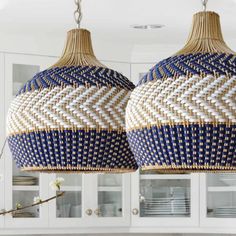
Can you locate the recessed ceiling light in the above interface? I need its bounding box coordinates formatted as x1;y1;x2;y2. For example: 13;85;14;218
131;24;165;30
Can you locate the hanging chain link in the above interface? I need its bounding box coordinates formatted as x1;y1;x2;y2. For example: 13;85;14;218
74;0;82;28
202;0;208;11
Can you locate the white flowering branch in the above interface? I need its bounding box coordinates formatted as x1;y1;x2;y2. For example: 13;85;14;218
0;191;65;216
0;177;65;216
0;136;67;217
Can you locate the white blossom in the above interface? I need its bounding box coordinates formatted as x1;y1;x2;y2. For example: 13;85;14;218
16;203;22;209
33;196;42;204
49;177;65;191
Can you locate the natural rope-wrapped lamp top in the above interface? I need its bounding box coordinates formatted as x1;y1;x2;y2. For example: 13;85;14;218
52;29;105;67
7;28;138;172
176;11;234;55
126;11;236;173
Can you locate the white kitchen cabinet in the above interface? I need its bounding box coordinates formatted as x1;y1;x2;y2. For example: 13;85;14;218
48;173;86;227
131;171;199;227
90;173;130;227
48;173;131;228
4;53;55;228
200;173;236;228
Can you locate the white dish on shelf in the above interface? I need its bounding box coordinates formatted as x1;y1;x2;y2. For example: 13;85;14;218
145;198;190;201
143;212;189;215
213;206;236;217
13;181;37;185
12;211;35;218
13;176;38;186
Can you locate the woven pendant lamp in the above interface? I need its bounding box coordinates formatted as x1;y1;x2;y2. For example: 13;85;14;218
7;0;138;173
126;1;236;173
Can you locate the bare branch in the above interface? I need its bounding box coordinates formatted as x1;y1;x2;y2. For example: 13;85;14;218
0;138;7;160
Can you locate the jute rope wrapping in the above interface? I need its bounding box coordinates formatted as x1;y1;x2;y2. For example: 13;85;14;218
52;29;105;67
126;11;236;173
175;12;234;55
7;28;138;173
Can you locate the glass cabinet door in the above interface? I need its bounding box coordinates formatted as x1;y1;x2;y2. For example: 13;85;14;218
56;174;82;219
11;63;40;219
131;171;199;227
49;173;131;228
200;173;236;228
88;173;130;227
4;54;55;228
97;174;123;218
48;173;86;227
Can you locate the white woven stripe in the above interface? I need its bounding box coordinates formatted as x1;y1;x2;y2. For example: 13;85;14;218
126;75;236;130
7;86;130;135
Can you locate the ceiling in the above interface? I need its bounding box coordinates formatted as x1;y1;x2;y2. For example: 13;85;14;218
0;0;236;45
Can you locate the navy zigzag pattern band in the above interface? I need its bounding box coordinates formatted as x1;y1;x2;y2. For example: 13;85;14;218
138;53;236;86
8;129;138;171
18;66;135;95
127;124;236;171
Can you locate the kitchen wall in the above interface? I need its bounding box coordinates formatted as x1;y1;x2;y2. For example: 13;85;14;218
0;31;133;63
1;31;236;69
131;39;236;63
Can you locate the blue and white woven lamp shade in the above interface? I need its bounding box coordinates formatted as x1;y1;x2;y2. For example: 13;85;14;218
7;29;138;172
126;11;236;173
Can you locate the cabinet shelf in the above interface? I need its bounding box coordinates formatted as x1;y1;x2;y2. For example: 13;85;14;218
60;186;82;192
98;186;122;192
12;185;39;191
208;186;236;192
140;174;191;180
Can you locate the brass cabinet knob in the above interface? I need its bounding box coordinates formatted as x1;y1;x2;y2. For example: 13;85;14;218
94;208;101;216
132;208;139;215
85;209;93;216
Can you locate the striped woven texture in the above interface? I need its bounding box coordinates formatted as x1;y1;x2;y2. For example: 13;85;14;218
7;66;138;172
138;53;236;85
126;53;236;172
18;66;134;95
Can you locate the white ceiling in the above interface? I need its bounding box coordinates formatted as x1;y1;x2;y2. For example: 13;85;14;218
0;0;236;45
